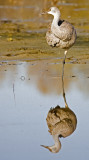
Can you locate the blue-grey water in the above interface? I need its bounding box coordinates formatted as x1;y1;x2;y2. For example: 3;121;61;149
0;61;89;160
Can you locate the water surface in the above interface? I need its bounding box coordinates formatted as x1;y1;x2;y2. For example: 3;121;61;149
0;61;89;160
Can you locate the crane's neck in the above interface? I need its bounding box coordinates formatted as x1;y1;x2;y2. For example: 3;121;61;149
53;134;61;148
50;135;61;153
52;14;60;27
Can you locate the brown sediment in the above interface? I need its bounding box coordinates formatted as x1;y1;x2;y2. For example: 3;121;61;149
0;22;89;63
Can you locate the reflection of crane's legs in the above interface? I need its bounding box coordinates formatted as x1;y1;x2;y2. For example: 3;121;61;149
62;51;68;108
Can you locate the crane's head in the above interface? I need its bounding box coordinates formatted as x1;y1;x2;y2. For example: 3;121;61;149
47;7;61;17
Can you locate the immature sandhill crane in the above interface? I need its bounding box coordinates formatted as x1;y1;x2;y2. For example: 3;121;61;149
45;7;77;63
41;59;77;153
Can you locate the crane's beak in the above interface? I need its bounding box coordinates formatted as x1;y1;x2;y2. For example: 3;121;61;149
40;8;51;15
40;11;48;15
41;145;52;152
47;10;52;14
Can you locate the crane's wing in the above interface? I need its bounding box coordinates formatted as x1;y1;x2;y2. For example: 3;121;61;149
51;118;74;137
52;20;74;42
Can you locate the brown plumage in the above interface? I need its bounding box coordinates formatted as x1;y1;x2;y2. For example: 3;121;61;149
46;20;77;49
46;7;77;63
46;105;77;138
41;105;77;153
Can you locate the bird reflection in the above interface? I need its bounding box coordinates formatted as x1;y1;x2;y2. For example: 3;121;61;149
41;62;77;153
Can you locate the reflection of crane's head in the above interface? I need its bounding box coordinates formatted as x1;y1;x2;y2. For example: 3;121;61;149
41;135;61;153
41;137;61;153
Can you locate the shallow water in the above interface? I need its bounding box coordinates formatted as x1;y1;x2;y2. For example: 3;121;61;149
0;61;89;160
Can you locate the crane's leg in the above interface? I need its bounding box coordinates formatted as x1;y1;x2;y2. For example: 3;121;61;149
63;50;67;64
62;50;68;108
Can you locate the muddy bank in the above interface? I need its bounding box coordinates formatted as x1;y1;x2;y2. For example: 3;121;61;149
0;0;89;63
0;23;89;64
